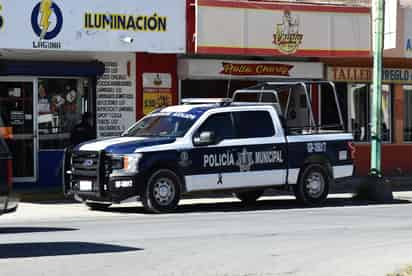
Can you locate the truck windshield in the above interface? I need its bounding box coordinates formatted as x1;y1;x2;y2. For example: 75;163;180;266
123;114;197;138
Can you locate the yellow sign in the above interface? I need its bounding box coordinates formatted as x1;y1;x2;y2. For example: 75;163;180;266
40;0;52;39
143;91;172;115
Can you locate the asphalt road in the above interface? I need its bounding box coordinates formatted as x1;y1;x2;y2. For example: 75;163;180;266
1;195;412;276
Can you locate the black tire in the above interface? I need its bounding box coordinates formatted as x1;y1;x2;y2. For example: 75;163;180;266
234;190;264;205
86;202;111;210
142;169;181;213
294;164;330;205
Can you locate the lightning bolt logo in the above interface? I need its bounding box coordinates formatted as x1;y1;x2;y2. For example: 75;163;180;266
39;0;52;39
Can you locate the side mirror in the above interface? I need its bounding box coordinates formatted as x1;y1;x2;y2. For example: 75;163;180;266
193;131;216;146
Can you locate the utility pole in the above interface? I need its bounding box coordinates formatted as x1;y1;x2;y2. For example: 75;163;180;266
370;0;383;176
364;0;393;201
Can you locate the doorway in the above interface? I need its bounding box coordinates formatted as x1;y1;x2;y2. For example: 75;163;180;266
0;78;37;182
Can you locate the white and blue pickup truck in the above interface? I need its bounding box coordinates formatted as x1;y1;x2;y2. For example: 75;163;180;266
64;81;354;213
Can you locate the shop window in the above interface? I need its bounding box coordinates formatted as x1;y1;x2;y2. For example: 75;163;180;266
38;78;91;149
348;84;391;142
404;85;412;142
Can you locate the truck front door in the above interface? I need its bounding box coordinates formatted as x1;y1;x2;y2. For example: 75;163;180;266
186;109;287;192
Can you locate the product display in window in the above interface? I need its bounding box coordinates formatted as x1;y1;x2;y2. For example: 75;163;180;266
38;78;92;149
38;84;51;114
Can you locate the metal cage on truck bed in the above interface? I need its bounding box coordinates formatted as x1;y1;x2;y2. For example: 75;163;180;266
232;81;345;135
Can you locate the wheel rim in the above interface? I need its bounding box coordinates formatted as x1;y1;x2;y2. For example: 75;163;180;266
305;171;325;199
153;177;176;206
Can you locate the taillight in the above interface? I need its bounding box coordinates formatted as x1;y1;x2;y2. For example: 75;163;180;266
347;142;356;160
7;159;13;190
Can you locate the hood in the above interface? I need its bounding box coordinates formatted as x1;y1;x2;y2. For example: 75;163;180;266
76;136;176;154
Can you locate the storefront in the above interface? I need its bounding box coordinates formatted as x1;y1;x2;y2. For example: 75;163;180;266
0;60;104;185
147;0;412;179
189;0;370;57
178;58;324;99
325;63;412;176
182;0;371;132
319;2;412;177
181;0;373;118
0;0;185;188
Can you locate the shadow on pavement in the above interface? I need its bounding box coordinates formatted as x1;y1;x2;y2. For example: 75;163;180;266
0;227;78;234
0;242;142;258
105;197;411;215
19;199;79;205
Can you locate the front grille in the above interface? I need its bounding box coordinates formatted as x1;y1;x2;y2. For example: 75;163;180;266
72;151;100;177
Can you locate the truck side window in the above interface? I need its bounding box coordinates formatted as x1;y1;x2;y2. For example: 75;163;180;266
234;111;275;138
196;112;235;141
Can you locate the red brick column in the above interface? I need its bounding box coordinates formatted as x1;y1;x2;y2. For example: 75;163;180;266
393;84;404;144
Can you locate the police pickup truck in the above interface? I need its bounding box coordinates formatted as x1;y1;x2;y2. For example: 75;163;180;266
64;81;354;213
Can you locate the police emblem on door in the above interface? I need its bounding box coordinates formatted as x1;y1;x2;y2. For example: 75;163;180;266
178;151;192;167
237;148;254;172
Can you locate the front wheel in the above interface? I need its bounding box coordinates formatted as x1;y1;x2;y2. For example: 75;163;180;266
294;164;330;205
234;190;264;205
142;169;181;213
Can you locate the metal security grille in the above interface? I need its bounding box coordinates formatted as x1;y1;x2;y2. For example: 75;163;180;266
71;150;107;194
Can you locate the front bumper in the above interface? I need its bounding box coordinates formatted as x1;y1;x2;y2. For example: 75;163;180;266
73;175;145;204
68;150;146;205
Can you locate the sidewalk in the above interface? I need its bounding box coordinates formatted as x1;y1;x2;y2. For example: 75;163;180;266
334;176;412;193
393;191;412;201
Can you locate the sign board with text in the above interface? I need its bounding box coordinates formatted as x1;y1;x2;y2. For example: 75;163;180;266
328;66;412;83
143;73;173;115
178;59;323;80
196;0;370;57
0;0;185;52
96;53;136;138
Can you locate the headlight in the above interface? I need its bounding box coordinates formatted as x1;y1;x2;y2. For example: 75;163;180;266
111;153;142;173
122;153;142;173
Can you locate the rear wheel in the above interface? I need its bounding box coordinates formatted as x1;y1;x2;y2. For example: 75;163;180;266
142;169;181;213
294;164;330;205
86;202;111;210
234;190;264;205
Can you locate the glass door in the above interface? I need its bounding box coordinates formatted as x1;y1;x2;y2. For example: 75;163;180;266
0;78;37;182
348;84;392;143
348;84;369;142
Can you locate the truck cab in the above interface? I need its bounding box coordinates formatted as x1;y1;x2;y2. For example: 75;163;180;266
64;81;354;213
